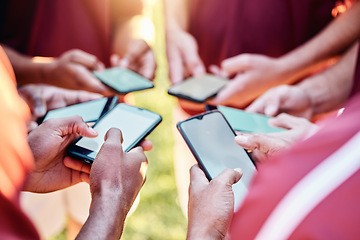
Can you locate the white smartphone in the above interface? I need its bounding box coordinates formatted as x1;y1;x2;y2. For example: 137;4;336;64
67;103;162;163
177;110;257;210
42;96;118;123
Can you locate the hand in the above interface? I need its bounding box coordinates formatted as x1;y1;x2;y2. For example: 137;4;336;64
246;85;313;119
187;165;242;240
235;113;319;162
214;54;292;108
111;39;157;80
75;128;148;239
43;49;111;93
18;84;103;122
166;29;205;84
24;116;98;193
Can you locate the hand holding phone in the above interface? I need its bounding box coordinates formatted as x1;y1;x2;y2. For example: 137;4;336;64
94;67;154;94
168;74;229;103
67;103;162;163
177;110;256;210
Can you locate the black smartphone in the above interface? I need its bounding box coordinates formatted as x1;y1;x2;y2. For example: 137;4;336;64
177;110;257;210
41;96;118;123
94;67;154;94
168;74;229;103
206;105;285;133
67;103;162;164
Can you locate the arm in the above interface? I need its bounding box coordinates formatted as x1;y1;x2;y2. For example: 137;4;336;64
246;43;359;118
2;46;109;93
214;2;360;107
76;129;148;240
164;0;205;84
110;1;157;80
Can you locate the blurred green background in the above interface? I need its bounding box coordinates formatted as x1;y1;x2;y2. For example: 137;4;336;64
50;1;188;239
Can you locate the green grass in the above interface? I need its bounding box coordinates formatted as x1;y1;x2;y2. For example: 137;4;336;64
121;2;187;239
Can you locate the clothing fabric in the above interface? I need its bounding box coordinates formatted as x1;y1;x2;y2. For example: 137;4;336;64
230;47;360;239
189;0;338;67
0;0;141;67
0;47;39;239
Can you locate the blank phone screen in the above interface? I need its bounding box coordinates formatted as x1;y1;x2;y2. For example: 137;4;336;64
178;111;257;210
75;103;161;159
43;98;109;122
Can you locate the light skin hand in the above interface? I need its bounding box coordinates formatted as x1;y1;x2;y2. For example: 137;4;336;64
235;113;319;162
246;85;313;119
18;84;103;122
187;165;242;240
111;39;157;80
44;49;112;93
166;28;206;84
24;116;98;193
214;54;293;108
76;128;148;240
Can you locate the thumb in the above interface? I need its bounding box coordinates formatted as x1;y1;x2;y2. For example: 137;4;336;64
55;116;98;138
215;168;243;186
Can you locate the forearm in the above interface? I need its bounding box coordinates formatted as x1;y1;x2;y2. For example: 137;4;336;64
2;45;53;85
76;188;128;240
298;42;358;116
164;0;189;31
278;1;360;83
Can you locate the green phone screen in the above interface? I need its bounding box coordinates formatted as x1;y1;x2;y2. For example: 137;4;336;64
217;106;285;133
94;68;153;94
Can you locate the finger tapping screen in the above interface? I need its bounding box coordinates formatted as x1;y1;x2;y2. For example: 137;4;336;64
76;104;160;158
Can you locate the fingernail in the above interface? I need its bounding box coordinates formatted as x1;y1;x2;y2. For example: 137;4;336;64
234;168;243;175
120;58;129;68
235;135;248;143
193;66;204;76
265;105;277;116
35;106;46;116
88;127;98;135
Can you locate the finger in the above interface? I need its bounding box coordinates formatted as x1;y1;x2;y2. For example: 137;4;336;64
189;164;210;191
180;44;205;78
64;156;91;174
269;113;307;129
221;54;253;77
81;173;90;184
235;133;272;153
234;133;258;151
139;139;153;151
215;168;243;186
52;115;98;138
67;49;105;71
167;45;186;84
121;39;149;68
72;66;110;93
104;128;124;145
138;50;157;80
214;75;247;104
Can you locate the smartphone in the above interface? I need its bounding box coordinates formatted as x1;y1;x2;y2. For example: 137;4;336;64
168;74;229;103
206;105;285;133
67;103;162;163
177;110;257;210
42;96;118;123
94;67;154;94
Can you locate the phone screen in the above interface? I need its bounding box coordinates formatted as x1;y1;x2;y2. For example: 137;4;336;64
206;105;285;133
94;68;154;94
42;96;118;123
68;103;162;163
168;74;228;103
177;111;256;210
